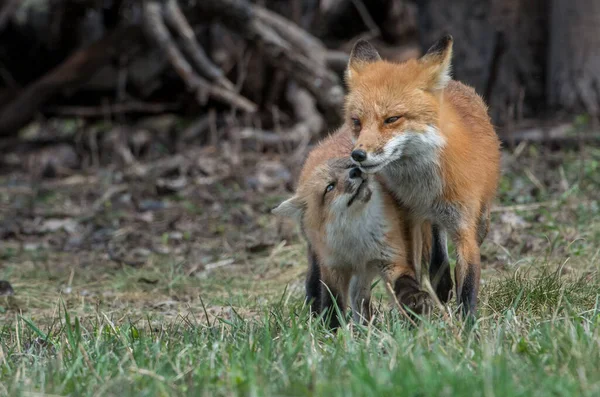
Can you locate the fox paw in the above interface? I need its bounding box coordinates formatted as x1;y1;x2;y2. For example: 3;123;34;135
399;289;431;317
394;276;432;318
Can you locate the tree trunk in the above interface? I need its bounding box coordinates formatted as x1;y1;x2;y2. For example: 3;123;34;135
415;0;548;125
548;0;600;116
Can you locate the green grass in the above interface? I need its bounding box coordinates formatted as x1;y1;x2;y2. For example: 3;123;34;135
1;268;600;396
1;145;600;395
0;278;600;396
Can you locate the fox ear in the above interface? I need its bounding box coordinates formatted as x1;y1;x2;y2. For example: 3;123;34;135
419;34;453;90
271;196;303;220
346;40;381;83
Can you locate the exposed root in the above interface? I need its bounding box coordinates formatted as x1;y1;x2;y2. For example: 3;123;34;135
143;0;257;113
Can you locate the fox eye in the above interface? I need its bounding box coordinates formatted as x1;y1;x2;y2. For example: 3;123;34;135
384;116;401;124
325;183;335;194
351;117;361;130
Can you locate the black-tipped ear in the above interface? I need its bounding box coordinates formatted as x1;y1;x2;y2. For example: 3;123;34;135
350;40;381;65
419;34;454;90
424;34;453;58
271;196;303;220
346;40;381;82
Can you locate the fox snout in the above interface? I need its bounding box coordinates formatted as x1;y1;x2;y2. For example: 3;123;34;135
349;167;362;179
351;149;367;163
344;167;364;193
344;167;373;208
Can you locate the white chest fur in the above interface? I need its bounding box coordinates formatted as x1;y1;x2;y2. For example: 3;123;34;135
381;127;445;220
324;187;393;269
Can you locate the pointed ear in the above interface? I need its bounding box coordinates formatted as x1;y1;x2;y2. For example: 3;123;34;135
346;40;381;83
419;34;453;90
271;196;303;220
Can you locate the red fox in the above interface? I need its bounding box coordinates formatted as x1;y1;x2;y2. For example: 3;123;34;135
272;128;431;327
345;35;501;318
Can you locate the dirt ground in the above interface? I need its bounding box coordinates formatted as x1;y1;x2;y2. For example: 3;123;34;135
1;138;599;326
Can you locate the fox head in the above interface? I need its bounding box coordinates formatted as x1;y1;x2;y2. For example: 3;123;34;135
272;131;380;264
345;35;453;173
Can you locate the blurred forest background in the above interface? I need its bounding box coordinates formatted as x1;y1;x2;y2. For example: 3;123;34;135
0;0;599;313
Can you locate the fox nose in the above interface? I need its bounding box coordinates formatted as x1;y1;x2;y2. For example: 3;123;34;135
349;167;362;179
351;149;367;162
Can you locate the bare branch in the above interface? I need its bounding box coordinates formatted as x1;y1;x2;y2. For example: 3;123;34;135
253;4;327;65
164;0;235;90
198;0;344;122
143;1;256;113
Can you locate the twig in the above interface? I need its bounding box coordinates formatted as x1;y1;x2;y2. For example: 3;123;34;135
107;242;147;267
384;281;418;327
325;50;350;73
180;115;210;142
164;0;234;90
78;344;102;382
91;184;128;213
524;168;546;195
0;175;101;195
490;200;594;213
43;102;178;117
420;272;450;322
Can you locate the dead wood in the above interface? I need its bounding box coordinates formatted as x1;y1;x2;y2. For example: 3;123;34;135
197;0;344;123
325;50;350;73
126;153;187;180
235;83;323;148
43;102;178;117
253;4;327;65
286;83;324;140
163;0;234;90
0;25;143;137
180;115;210;143
143;0;256;113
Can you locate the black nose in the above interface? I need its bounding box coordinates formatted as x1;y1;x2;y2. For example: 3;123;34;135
349;167;362;179
351;149;367;162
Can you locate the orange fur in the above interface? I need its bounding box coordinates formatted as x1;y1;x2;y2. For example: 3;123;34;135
344;36;501;317
273;128;431;325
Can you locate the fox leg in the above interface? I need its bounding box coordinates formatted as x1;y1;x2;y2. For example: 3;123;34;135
305;245;321;315
379;259;430;319
411;221;444;314
453;222;481;319
476;204;491;246
429;224;454;303
319;267;351;329
411;221;424;283
349;269;376;324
